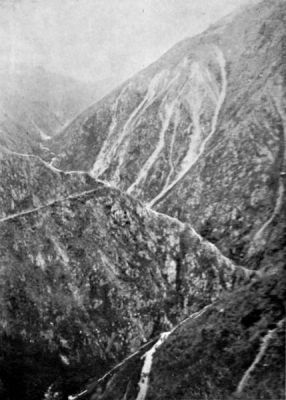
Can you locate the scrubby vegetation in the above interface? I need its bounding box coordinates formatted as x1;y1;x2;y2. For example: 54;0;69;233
146;272;285;400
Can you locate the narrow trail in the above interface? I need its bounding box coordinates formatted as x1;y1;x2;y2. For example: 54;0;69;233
1;149;116;220
149;46;227;208
0;187;103;224
1;148;64;175
247;92;286;256
1;148;109;182
235;318;285;396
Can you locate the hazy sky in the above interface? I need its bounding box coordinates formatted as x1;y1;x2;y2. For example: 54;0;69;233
0;0;257;85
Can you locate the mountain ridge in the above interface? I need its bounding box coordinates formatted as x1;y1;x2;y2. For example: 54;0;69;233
0;0;285;398
49;0;286;273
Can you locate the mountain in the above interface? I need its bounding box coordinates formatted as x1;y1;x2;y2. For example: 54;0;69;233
51;0;286;271
0;0;285;399
0;65;115;154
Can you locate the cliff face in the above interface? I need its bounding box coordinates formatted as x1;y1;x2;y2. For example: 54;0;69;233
51;0;286;270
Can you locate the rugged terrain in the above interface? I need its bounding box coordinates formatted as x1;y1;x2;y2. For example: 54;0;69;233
0;0;285;399
51;0;286;271
0;151;259;399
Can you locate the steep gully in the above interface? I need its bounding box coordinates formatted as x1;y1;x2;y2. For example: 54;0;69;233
91;70;173;181
89;45;226;203
127;83;187;193
148;46;227;207
91;45;225;192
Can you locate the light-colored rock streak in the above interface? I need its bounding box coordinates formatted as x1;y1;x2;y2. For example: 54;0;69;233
204;66;220;104
163;109;180;189
90;88;125;177
29;118;51;140
135;303;214;400
91;71;169;181
149;46;227;207
235;318;285;395
163;64;218;192
127;87;184;194
49;156;57;167
135;332;171;400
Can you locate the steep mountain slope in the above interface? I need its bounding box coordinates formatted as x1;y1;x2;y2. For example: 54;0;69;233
51;0;286;270
0;152;257;399
0;65;114;154
98;273;285;400
0;1;285;399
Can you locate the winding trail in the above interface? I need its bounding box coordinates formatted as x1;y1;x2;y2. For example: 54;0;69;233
0;187;104;224
0;148;115;221
149;46;227;208
2;148;64;174
1;148;113;183
247;92;286;256
235;318;285;396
